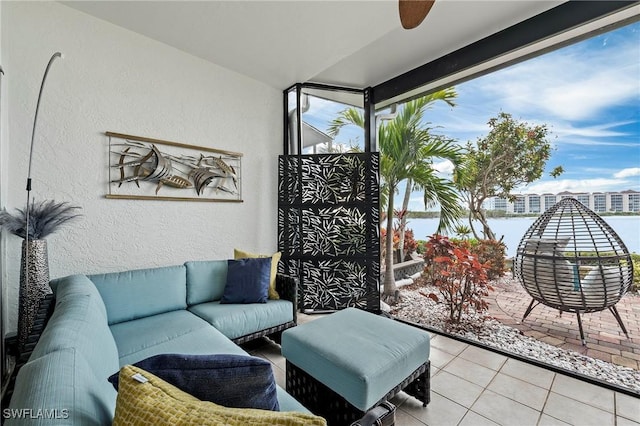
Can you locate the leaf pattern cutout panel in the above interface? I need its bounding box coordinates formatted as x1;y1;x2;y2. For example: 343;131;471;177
278;153;380;312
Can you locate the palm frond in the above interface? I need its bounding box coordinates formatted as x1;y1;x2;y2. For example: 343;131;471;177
327;108;365;138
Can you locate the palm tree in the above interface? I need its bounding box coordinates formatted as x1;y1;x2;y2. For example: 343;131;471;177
396;90;457;260
329;92;462;303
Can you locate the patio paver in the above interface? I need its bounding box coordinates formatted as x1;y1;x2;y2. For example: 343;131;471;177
487;273;640;370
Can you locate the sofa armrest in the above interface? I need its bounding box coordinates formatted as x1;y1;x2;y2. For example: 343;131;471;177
275;274;298;324
350;401;396;426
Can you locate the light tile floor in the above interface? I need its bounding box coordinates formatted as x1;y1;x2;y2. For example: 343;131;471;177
247;314;640;426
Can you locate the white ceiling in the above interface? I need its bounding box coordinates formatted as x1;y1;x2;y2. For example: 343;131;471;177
62;0;566;91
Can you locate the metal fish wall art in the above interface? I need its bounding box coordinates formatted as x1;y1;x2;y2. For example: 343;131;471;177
106;132;242;202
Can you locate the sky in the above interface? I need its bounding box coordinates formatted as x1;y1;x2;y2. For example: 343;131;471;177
408;20;640;210
300;20;640;212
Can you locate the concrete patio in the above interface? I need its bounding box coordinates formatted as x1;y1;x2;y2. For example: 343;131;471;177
248;313;640;426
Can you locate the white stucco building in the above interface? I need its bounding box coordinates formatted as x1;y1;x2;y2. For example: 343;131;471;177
484;190;640;214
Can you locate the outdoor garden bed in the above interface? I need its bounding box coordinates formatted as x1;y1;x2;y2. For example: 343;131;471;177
390;275;640;394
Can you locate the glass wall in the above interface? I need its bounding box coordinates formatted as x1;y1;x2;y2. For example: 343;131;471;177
285;85;366;155
386;18;639;395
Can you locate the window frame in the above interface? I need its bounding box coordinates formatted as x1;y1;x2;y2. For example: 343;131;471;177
373;1;639;108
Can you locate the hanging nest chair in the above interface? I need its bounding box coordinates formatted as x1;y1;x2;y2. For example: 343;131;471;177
513;197;633;344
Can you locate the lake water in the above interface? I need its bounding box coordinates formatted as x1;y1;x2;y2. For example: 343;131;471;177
407;216;640;257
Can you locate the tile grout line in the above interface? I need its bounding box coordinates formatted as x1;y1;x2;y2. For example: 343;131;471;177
536;378;555;426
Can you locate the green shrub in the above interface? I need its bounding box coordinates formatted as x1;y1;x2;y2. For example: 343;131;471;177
632;253;640;292
416;239;428;254
474;239;507;279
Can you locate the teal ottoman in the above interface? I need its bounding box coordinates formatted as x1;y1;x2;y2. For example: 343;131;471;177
281;308;430;424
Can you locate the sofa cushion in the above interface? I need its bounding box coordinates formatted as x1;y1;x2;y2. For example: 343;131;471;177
7;349;116;426
30;293;120;385
108;354;279;410
50;274;108;319
276;386;312;413
189;300;294;340
112;365;326;426
89;265;187;325
185;260;228;305
110;310;246;365
234;248;282;300
221;258;271;304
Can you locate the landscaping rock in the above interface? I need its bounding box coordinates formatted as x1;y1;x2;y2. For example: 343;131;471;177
392;283;640;393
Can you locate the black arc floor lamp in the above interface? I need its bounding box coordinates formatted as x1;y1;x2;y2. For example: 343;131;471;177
18;52;63;353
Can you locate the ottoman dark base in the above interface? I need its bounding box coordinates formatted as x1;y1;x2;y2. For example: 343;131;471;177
286;359;430;426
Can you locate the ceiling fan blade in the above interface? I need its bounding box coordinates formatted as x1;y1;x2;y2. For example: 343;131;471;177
399;0;435;30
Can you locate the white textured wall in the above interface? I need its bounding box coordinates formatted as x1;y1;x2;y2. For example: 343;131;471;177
1;2;282;332
0;0;7;361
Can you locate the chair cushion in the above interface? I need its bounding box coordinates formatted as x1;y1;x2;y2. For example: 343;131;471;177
189;300;294;340
580;265;627;307
112;365;326;426
185;260;228;305
521;238;576;302
89;265;187;325
221;258;271;304
281;308;430;411
108;354;279;410
234;248;282;299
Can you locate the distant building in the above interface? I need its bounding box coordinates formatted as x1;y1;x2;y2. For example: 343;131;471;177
543;193;557;211
494;198;508;211
484;190;640;214
528;195;541;213
623;190;640;212
593;193;606;212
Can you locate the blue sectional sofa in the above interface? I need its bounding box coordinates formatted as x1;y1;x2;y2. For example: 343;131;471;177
6;261;305;425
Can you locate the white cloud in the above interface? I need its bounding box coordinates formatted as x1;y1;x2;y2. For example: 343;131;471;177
551;120;635;139
473;36;640;122
402;23;640;203
555;136;638;147
522;177;638;194
433;160;455;175
407;196;426;211
614;167;640;178
540;70;638;121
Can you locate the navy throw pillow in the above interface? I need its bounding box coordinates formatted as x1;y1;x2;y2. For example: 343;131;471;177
221;257;271;304
108;354;279;411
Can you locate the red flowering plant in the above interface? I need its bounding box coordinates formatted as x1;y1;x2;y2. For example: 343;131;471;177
422;234;493;324
450;238;507;279
380;209;418;263
380;228;418;263
422;234;456;282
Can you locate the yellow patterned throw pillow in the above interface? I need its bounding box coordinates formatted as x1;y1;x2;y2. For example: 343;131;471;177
113;365;326;426
234;249;282;300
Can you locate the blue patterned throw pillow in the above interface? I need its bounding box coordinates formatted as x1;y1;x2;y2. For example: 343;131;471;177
221;257;271;304
108;353;279;411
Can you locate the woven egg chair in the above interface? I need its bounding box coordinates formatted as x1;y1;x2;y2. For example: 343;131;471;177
513;197;633;345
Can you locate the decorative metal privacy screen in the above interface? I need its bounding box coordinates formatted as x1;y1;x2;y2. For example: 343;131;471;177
278;153;380;312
